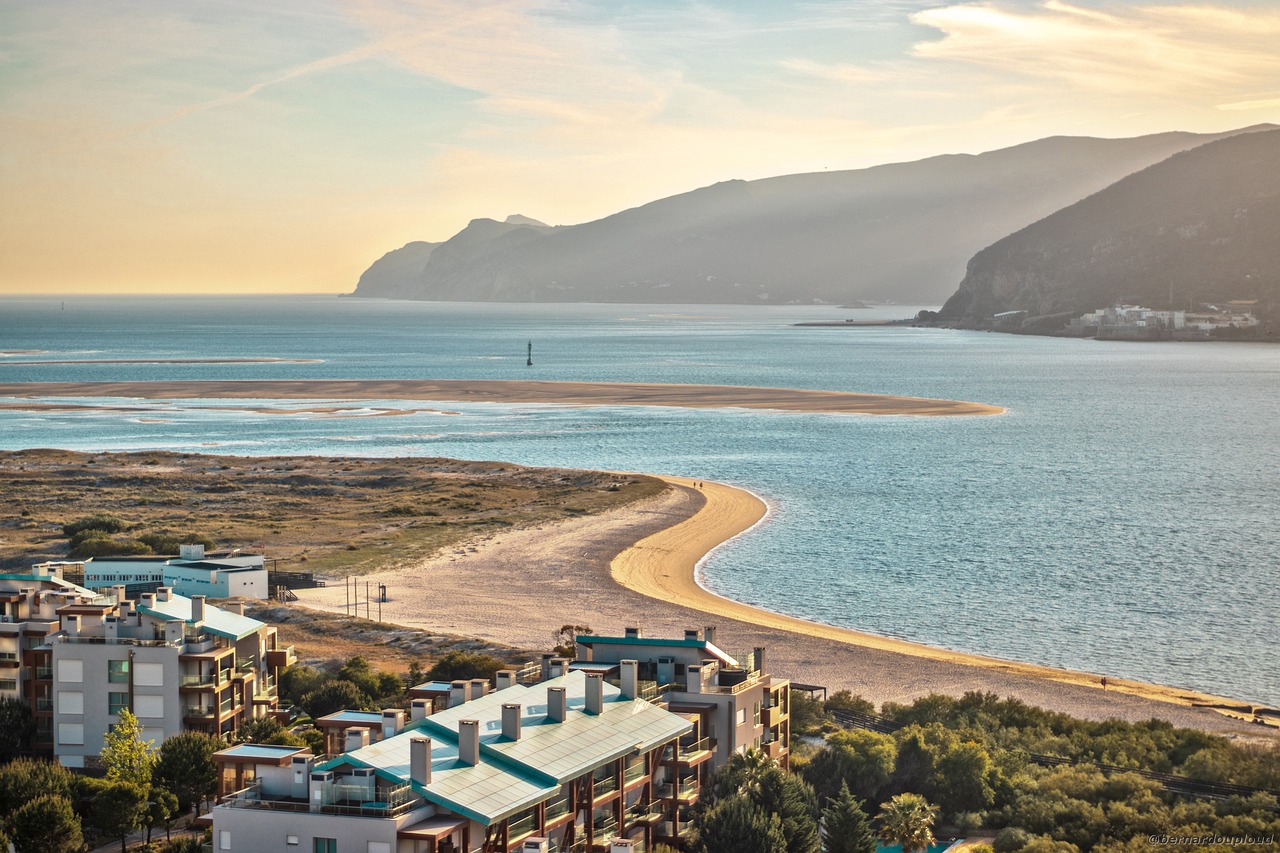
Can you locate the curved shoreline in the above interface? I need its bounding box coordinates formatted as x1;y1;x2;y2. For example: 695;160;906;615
613;475;1271;719
0;379;1003;416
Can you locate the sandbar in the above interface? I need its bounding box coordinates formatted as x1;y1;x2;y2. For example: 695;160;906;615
296;477;1274;739
0;379;1002;416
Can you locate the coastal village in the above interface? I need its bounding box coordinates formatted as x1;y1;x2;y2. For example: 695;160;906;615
2;526;1278;852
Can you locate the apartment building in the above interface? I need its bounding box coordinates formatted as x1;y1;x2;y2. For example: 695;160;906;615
49;585;294;767
211;668;708;852
0;562;101;755
573;627;791;772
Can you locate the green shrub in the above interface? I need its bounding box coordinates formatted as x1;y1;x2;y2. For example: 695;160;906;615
69;536;153;559
63;513;128;536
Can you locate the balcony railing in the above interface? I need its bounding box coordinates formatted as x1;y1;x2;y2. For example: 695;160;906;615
236;658;256;673
592;775;617;799
34;666;52;680
59;635;179;647
180;673;218;688
185;706;216;720
35;697;52;711
624;761;646;784
677;737;712;763
507;810;537;840
625;800;663;823
544;795;571;823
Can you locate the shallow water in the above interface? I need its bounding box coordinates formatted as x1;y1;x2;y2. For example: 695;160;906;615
1;296;1276;705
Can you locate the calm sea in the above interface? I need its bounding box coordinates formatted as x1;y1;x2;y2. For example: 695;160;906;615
1;297;1277;705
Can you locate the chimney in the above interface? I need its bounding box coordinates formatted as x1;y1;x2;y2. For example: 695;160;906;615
549;657;568;678
703;626;716;646
620;660;638;700
409;737;431;785
458;720;480;766
684;629;700;642
157;587;173;602
64;614;80;636
410;698;431;723
502;704;522;741
112;584;127;604
496;670;516;691
585;673;604;715
624;626;641;639
450;680;469;708
104;617;118;640
139;592;156;608
540;653;555;681
470;678;488;699
191;595;205;623
753;646;766;676
226;601;245;616
381;709;404;740
165;621;184;643
686;664;704;694
547;687;567;722
344;728;370;753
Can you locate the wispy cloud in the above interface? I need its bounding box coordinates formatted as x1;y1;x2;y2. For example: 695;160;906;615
910;2;1280;97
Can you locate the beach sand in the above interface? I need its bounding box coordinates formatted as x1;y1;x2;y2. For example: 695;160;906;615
0;379;1002;416
298;478;1275;740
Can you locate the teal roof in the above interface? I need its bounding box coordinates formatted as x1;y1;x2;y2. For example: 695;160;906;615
136;594;264;641
322;670;692;825
576;634;738;666
0;573;97;598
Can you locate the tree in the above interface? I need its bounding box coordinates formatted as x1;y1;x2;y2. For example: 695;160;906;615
705;749;819;853
790;690;828;736
101;708;156;787
825;691;876;717
8;793;84;853
424;649;505;682
694;793;788;853
92;781;150;853
0;697;36;761
280;664;327;704
154;731;223;814
878;793;939;853
300;679;371;719
803;729;897;806
552;624;592;659
0;756;74;816
147;785;180;842
822;782;876;853
237;715;285;743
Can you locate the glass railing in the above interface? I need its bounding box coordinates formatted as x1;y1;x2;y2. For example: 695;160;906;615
544;795;571;823
678;737;711;762
180;673;216;687
624;761;646;784
35;666;52;680
185;706;216;719
677;777;698;799
625;800;662;822
592;776;617;799
237;658;255;673
592;816;618;839
507;810;537;839
35;697;52;711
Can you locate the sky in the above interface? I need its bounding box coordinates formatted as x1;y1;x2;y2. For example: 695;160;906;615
2;0;1279;295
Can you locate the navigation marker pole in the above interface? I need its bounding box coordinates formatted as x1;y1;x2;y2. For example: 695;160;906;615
527;340;533;367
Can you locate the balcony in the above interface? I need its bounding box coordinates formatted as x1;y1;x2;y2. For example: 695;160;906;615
35;697;52;712
236;658;256;674
676;737;713;765
506;810;537;841
59;635;179;648
544;795;571;825
264;646;296;669
762;705;780;727
34;666;52;680
184;706;216;721
180;673;219;689
764;739;787;761
591;775;618;801
623;761;647;786
625;800;663;825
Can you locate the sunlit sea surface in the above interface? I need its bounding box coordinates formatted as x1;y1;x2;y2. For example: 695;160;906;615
1;297;1276;705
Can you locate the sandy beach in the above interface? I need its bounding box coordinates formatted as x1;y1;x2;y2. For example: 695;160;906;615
297;477;1276;740
0;379;1003;416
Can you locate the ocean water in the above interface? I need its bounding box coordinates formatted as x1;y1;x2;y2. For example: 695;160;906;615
1;296;1277;705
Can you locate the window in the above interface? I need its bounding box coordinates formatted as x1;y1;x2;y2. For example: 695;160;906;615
58;690;84;715
108;692;129;715
108;659;129;683
0;679;16;691
58;723;84;745
753;701;761;726
314;839;337;853
735;708;746;726
134;662;164;686
219;830;232;850
56;659;83;683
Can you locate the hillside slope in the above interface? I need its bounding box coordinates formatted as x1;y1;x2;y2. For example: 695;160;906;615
937;128;1280;326
352;128;1269;305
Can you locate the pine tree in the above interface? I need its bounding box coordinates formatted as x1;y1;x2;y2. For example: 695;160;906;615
100;708;156;787
822;782;876;853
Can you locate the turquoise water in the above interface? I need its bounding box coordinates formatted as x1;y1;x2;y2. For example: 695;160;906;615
876;843;954;853
1;297;1277;705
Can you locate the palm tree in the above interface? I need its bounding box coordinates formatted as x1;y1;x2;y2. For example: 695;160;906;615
877;793;939;853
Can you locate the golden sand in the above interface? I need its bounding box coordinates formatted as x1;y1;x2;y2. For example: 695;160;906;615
0;379;1003;416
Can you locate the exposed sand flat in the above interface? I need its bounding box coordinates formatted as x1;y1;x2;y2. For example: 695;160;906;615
297;478;1274;739
0;358;321;366
0;379;1003;416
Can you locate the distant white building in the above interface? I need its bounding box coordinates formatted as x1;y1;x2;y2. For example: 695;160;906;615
85;545;268;600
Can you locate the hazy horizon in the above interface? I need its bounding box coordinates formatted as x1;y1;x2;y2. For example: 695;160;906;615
4;1;1280;295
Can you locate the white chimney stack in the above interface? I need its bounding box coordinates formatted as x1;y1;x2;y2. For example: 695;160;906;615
547;687;567;723
191;595;205;623
410;699;431;723
620;660;638;700
410;737;431;785
585;673;604;715
502;704;522;741
496;670;516;691
458;720;480;766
